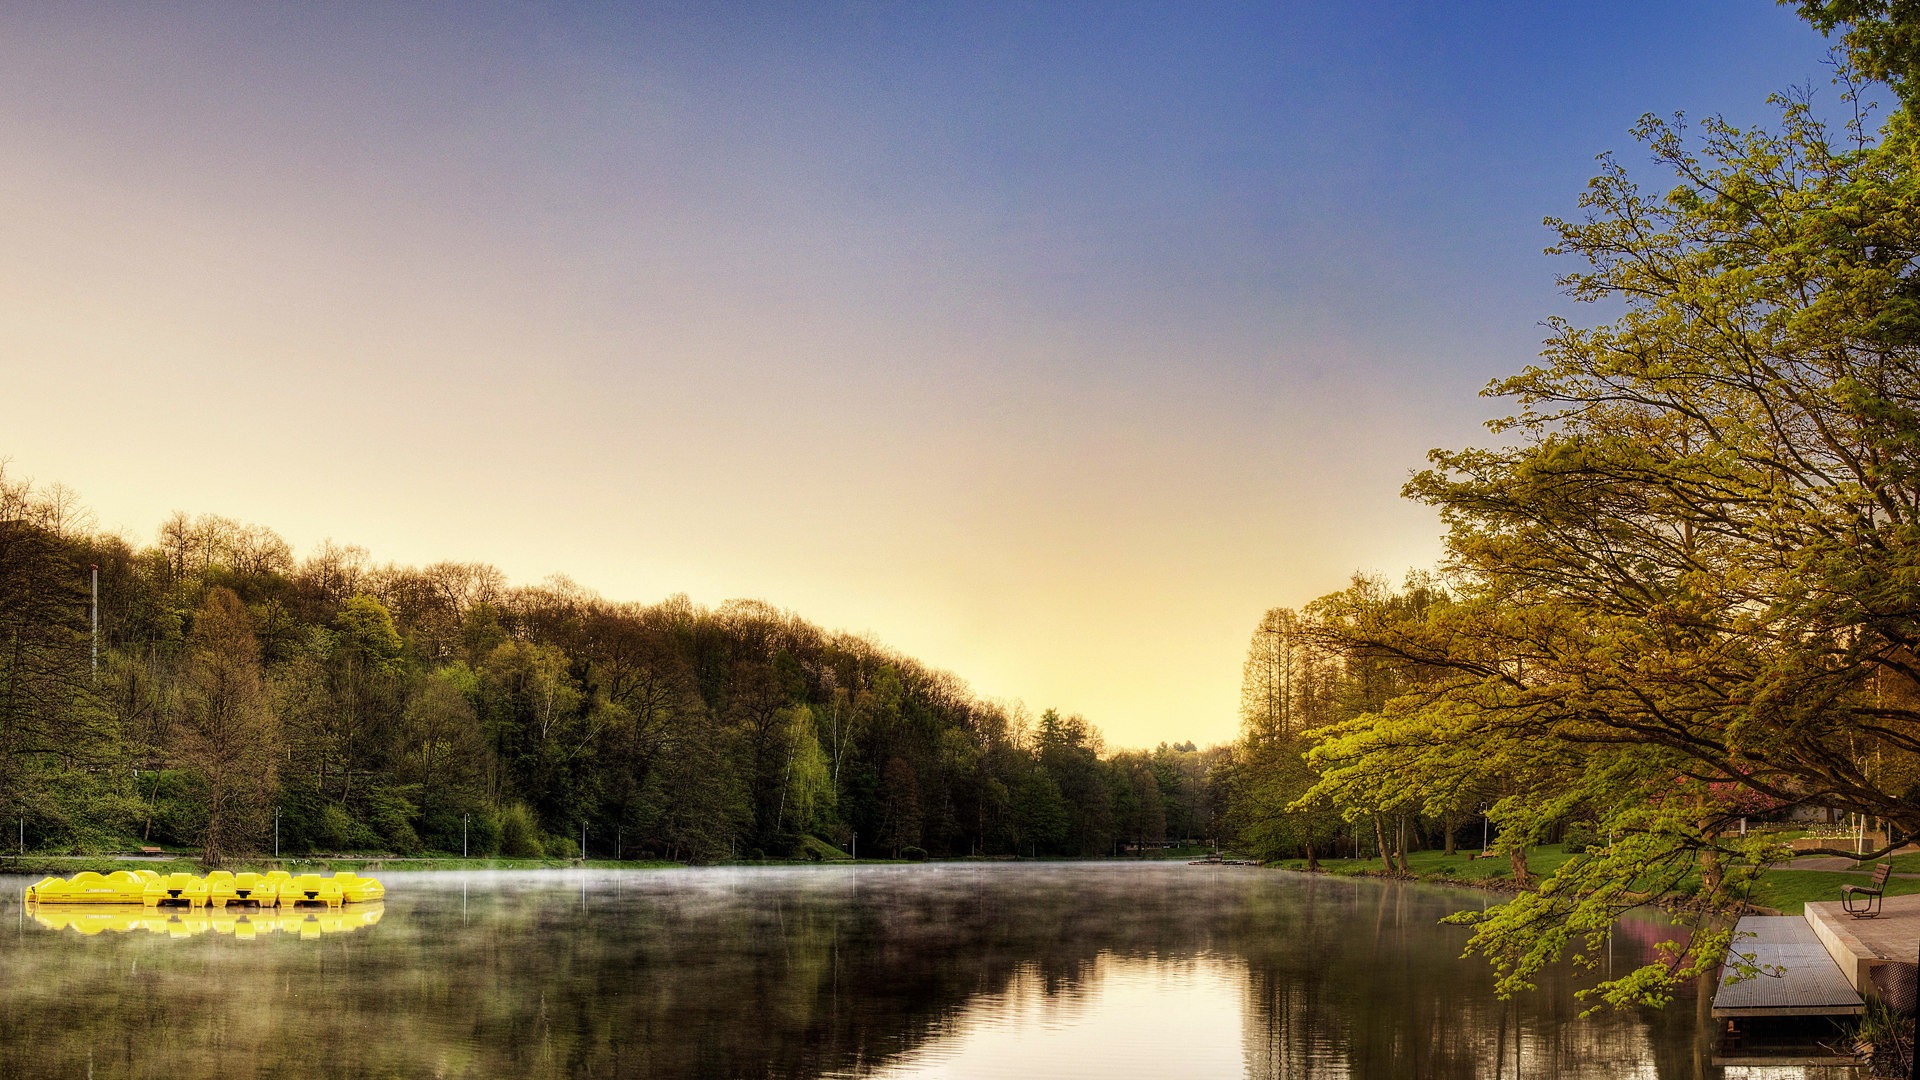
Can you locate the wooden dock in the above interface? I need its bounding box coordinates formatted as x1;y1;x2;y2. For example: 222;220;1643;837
1712;916;1864;1019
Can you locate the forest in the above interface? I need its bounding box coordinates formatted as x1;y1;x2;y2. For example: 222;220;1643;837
0;473;1221;865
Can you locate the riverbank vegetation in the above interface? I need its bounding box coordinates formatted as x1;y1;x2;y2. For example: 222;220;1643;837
1217;2;1920;1012
0;476;1227;868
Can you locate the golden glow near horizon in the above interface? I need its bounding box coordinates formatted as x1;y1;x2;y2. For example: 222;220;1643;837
0;5;1830;747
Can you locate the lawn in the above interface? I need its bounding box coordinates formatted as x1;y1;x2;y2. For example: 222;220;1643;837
1267;846;1580;884
1262;846;1920;917
1749;866;1920;915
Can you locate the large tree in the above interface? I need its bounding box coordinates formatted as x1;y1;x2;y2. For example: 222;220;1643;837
1303;49;1920;1005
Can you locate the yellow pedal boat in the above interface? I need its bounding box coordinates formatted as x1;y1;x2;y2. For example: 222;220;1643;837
142;872;210;908
205;870;280;908
281;872;344;909
24;869;160;904
330;871;385;903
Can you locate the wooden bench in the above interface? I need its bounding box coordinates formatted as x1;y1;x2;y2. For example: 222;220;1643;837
1842;862;1893;918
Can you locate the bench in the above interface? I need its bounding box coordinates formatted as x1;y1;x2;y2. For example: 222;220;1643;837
1842;862;1893;919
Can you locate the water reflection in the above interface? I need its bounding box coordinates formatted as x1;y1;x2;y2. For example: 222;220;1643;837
0;865;1856;1079
857;954;1247;1079
27;902;384;938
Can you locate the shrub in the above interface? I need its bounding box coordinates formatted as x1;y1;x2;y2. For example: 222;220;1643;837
317;804;358;849
367;787;421;855
1561;821;1599;853
469;810;502;856
498;804;543;858
901;846;929;862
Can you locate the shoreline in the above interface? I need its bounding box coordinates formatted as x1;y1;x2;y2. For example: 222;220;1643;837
0;851;1220;878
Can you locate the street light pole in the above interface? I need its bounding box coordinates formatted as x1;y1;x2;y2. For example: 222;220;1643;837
89;565;98;680
463;814;469;858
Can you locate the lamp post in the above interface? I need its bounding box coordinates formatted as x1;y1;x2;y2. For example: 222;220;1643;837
274;808;280;858
463;814;469;858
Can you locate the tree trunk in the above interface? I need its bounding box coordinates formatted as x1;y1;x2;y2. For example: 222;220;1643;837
1305;840;1319;872
1394;816;1410;873
1443;812;1457;857
1700;828;1723;898
1373;815;1392;871
1509;843;1530;888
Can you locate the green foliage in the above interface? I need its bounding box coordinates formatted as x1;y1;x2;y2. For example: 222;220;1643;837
1010;768;1069;855
1561;822;1598;853
797;834;852;861
498;803;543;858
315;803;377;851
365;785;422;854
467;809;502;856
1792;1;1920;100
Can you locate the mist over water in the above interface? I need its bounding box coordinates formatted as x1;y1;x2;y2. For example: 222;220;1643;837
0;864;1848;1078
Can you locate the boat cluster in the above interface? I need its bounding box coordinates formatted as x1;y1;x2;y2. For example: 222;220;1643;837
24;869;384;909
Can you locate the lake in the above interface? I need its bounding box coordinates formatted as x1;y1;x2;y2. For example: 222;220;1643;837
0;863;1855;1078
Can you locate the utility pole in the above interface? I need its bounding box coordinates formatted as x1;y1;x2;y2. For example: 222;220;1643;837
89;564;98;680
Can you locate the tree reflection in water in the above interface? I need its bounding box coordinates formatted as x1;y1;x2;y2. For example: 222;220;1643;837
0;865;1853;1078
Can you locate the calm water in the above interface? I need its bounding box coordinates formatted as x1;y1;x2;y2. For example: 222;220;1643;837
0;864;1853;1079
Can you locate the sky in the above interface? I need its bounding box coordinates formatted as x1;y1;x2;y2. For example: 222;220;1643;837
0;2;1850;748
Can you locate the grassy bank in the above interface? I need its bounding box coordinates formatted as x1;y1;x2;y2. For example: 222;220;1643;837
1265;847;1580;885
1264;846;1920;916
0;853;1079;876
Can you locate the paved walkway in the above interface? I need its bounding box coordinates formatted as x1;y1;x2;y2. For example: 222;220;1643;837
1802;893;1920;1006
1788;855;1920;877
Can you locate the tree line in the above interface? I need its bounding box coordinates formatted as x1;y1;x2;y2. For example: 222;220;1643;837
0;479;1222;864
